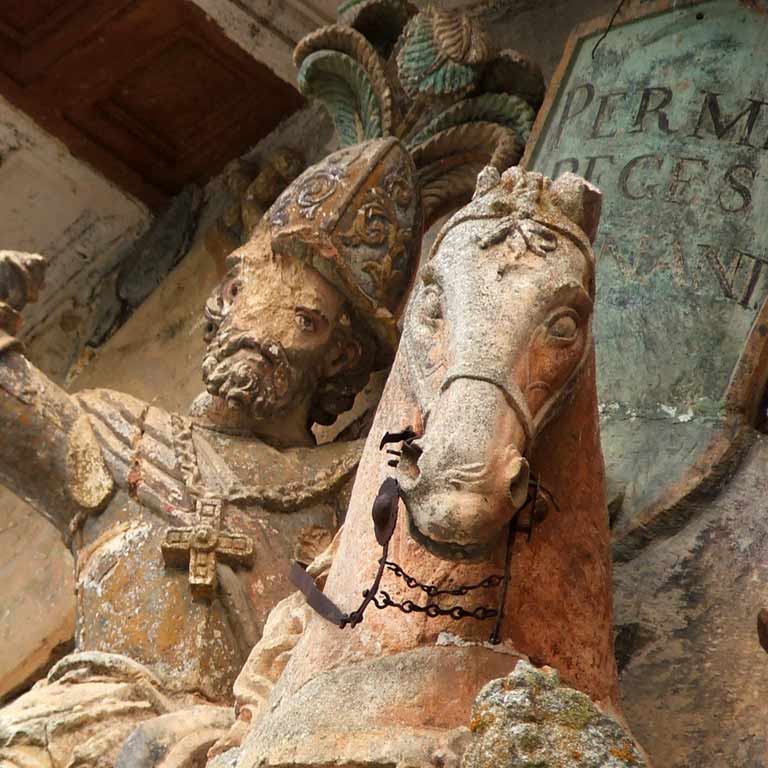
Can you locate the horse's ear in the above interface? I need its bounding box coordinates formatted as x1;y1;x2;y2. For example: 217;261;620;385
473;165;501;198
550;173;602;244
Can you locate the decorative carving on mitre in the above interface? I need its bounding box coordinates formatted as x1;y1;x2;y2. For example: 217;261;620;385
294;0;544;226
268;138;422;354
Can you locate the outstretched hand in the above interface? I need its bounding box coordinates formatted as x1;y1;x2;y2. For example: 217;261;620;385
0;251;47;348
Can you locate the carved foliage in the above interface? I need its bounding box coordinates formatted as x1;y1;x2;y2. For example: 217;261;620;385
396;7;488;98
296;25;393;147
293;3;544;226
204;149;305;272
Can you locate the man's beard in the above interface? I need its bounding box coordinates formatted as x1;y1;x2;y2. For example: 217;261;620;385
201;332;312;419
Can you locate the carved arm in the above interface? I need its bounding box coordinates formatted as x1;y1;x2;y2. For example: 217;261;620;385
0;252;114;538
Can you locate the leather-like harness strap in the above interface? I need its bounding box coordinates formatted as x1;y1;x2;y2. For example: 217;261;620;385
289;561;347;627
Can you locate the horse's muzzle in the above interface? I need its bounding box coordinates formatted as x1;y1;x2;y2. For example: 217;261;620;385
397;377;530;559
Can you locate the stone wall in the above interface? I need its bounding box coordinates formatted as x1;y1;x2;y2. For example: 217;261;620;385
492;0;618;78
0;94;151;383
615;435;768;768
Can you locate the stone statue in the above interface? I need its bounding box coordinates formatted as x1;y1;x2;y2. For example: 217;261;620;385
1;1;544;761
231;167;644;768
0;137;421;767
202;4;550;759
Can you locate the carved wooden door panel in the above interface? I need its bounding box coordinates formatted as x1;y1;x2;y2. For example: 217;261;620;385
0;0;304;208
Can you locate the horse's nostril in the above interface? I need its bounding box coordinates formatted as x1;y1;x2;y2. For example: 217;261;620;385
403;438;424;461
397;439;423;485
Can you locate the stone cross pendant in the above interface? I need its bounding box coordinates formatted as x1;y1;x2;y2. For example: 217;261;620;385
161;497;254;600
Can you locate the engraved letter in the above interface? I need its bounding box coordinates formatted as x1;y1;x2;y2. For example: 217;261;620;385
631;86;676;134
619;154;663;200
699;244;736;302
691;92;768;147
590;92;627;139
698;244;767;308
553;158;579;177
665;156;709;205
551;84;594;149
584;155;615;186
718;163;757;214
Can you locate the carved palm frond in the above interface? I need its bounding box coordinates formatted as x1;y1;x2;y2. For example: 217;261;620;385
431;7;489;65
406;92;534;148
480;48;547;109
295;25;393;143
294;4;544;224
336;0;415;56
411;122;521;226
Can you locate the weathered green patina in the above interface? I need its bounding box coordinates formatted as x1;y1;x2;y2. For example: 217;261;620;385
523;0;768;557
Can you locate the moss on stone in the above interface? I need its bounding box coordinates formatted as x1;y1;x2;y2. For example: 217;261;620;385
518;730;543;752
552;690;597;730
469;708;496;734
461;661;646;768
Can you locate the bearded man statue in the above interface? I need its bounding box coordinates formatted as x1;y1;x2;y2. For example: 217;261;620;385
0;137;421;768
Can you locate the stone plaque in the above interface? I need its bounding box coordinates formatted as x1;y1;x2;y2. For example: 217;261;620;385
523;0;768;557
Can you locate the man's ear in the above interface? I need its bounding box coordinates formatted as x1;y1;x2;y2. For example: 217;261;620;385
325;336;362;378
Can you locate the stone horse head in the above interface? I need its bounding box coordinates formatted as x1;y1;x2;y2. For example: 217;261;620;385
238;168;619;768
398;166;601;559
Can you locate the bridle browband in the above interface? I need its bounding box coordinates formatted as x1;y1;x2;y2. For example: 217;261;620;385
290;429;554;644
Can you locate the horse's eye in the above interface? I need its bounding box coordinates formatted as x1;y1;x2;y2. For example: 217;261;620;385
421;287;442;324
547;312;579;343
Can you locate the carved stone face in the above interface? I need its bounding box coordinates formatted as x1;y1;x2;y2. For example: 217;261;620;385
398;170;599;558
197;139;422;443
200;225;366;437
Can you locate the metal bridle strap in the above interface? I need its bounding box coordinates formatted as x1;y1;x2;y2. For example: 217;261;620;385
289;477;401;629
289;561;348;627
289;545;391;629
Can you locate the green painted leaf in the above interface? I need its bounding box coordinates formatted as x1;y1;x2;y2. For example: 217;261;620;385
407;93;535;147
297;50;384;146
396;13;478;98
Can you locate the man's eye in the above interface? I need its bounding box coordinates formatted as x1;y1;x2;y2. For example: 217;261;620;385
204;321;217;342
227;281;241;301
295;311;316;332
